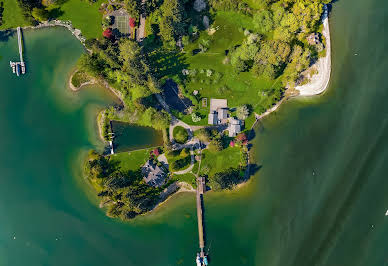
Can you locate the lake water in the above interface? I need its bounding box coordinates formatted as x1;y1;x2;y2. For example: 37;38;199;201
0;0;388;265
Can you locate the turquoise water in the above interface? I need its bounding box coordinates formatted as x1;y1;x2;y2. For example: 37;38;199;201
0;0;388;265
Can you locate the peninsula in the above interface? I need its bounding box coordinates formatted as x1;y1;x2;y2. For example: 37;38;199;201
1;0;333;220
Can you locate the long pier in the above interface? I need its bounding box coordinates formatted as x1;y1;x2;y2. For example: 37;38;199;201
10;26;26;76
196;176;208;265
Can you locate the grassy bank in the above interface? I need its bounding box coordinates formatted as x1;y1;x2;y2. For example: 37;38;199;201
0;0;29;30
56;0;104;39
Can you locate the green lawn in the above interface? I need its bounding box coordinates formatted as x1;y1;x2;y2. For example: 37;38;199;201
172;172;196;187
182;12;283;118
0;0;105;38
166;148;192;171
0;0;29;30
199;147;243;178
56;0;105;39
109;149;152;172
172;126;189;144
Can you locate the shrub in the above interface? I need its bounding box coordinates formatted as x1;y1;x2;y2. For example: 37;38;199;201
209;168;244;190
196;128;211;142
236;105;250;120
171;156;191;171
192;112;201;122
173;126;189;144
208;139;223;152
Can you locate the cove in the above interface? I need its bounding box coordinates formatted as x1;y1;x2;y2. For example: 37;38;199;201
0;0;388;265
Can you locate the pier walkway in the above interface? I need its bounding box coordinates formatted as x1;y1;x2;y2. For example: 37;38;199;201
10;27;26;76
196;176;206;257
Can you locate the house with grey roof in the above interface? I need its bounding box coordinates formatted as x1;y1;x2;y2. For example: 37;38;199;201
141;160;167;187
208;111;218;125
228;118;242;137
208;98;229;125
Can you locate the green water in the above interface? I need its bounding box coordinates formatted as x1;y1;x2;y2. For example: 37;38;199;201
0;0;388;265
111;121;163;153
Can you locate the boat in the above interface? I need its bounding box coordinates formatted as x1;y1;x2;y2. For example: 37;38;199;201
9;61;16;73
385;209;388;216
196;254;202;266
21;62;26;74
15;63;20;76
203;256;208;266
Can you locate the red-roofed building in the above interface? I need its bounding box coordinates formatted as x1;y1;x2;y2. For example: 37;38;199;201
103;28;112;39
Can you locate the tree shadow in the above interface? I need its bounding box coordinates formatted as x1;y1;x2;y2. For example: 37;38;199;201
48;7;64;19
0;29;14;42
243;163;262;182
148;49;189;81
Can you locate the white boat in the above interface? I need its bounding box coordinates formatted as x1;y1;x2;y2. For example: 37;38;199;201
196;254;201;266
10;61;16;73
385;209;388;216
15;63;20;76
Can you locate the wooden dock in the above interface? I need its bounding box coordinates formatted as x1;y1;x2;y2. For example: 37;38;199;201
10;27;26;76
196;176;206;258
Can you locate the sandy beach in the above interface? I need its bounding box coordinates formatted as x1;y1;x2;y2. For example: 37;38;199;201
295;10;331;96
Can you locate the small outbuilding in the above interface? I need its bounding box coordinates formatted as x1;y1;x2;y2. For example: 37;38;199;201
228;118;242;137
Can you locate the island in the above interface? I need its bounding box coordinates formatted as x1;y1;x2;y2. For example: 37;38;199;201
0;0;333;221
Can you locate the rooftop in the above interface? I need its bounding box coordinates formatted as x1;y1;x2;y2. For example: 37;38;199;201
210;98;227;112
141;160;167;187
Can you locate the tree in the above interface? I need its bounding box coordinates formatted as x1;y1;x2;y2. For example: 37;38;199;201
173;126;189;144
208;138;223;152
273;26;292;41
209;168;242;190
125;0;141;20
253;10;273;34
196;128;211;142
103;28;113;39
159;0;186;43
271;2;286;27
281;12;299;33
31;7;49;22
236;105;249;120
77;54;106;77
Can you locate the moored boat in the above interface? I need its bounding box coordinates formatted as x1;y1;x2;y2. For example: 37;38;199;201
196;254;201;266
203;256;208;266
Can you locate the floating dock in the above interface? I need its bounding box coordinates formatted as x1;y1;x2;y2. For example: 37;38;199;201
10;27;26;76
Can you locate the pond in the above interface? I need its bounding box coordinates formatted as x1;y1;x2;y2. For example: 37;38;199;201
111;120;163;153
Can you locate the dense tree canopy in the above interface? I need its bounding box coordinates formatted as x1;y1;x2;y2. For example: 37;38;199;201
85;151;162;220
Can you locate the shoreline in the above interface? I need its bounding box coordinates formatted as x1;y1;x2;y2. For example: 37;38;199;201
68;68;125;106
295;9;331;96
52;7;330;218
22;20;90;51
68;69;97;91
250;8;332;124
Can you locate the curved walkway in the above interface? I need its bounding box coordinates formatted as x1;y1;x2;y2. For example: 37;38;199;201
169;117;193;143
